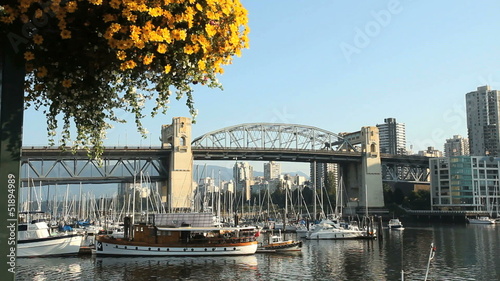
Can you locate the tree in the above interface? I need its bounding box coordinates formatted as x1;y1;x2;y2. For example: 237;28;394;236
393;187;405;205
405;190;431;210
0;0;249;158
383;183;394;205
325;171;337;196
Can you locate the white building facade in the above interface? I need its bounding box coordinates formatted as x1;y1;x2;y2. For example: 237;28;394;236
430;156;500;213
264;161;281;180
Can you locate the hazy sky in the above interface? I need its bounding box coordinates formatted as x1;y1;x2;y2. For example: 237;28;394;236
22;1;500;173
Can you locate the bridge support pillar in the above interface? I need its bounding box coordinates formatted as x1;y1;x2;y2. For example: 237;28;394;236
343;127;385;214
161;117;194;211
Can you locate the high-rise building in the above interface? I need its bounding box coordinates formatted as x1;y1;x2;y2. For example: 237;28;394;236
466;85;500;156
376;118;407;155
264;161;281;180
444;135;469;157
233;162;253;200
310;162;338;191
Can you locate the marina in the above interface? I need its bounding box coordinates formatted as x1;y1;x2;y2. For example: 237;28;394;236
15;222;500;280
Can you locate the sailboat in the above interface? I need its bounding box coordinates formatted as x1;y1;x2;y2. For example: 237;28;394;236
305;177;376;240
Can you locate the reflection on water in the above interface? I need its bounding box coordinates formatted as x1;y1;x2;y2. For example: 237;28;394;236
16;224;500;280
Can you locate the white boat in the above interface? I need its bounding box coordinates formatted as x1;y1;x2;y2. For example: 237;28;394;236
306;220;376;240
388;218;404;230
295;222;315;238
467;216;495;224
256;230;302;253
96;213;259;256
17;220;84;257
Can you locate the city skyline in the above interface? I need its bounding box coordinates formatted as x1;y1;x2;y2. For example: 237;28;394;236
20;1;500;172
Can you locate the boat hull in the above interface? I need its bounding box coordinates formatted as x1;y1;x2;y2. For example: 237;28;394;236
96;239;258;256
307;231;373;240
468;219;495;224
467;217;496;224
257;241;302;253
17;234;84;257
389;226;405;230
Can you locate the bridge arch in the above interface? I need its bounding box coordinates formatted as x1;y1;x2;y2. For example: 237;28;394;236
192;123;355;151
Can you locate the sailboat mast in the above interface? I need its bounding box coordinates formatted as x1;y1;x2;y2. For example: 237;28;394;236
313;161;317;221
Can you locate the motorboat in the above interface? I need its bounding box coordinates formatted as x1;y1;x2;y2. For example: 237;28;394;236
256;230;302;253
466;216;495;224
18;220;84;257
306;220;376;240
388;218;404;230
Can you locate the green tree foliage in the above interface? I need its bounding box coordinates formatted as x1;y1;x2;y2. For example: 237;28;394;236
405;190;431;210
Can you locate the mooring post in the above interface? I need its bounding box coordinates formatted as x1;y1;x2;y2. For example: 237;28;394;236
0;30;26;280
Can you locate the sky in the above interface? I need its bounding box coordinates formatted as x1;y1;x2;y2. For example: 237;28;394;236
21;0;500;174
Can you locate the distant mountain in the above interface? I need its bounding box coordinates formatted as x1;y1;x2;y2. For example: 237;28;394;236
193;164;309;182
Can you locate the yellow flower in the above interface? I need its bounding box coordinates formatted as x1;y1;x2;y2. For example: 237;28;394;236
116;50;127;60
205;24;217;37
184;45;195;54
103;14;116;23
171;29;187;41
66;1;77;13
62;79;72;88
61;29;72;39
157;43;167;54
36;66;47;78
120;60;137;71
198;60;206;70
33;34;44;45
143;54;154;65
109;0;121;9
164;64;171;73
196;3;203;11
149;7;163;17
24;51;35;61
109;23;121;34
34;9;43;19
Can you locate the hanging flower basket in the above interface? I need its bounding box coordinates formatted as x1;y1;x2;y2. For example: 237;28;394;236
0;0;249;159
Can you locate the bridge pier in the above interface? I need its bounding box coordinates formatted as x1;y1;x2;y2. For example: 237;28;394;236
343;127;385;214
161;117;194;211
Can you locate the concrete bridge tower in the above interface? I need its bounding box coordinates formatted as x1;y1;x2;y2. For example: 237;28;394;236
161;117;194;211
342;126;385;214
359;126;384;209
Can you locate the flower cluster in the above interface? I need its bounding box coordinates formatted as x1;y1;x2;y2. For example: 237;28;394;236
0;0;249;159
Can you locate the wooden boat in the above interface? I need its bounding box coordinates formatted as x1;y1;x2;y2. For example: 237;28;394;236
257;231;302;253
96;213;259;256
18;220;84;257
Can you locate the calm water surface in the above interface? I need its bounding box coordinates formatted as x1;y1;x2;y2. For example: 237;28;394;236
16;223;500;280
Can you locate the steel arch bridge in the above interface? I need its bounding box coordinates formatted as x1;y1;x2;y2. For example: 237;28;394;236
20;123;430;184
191;123;356;151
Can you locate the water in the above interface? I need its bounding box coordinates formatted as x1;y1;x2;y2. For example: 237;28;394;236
16;223;500;280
